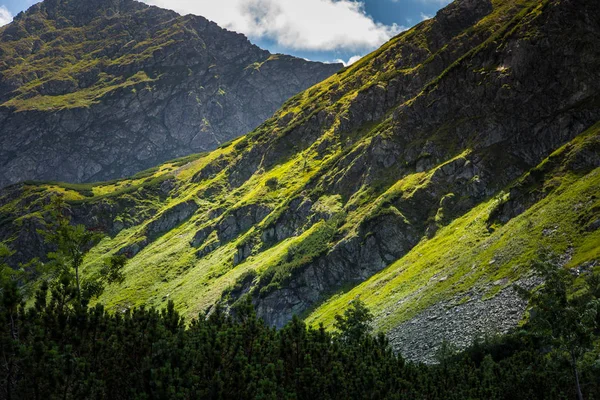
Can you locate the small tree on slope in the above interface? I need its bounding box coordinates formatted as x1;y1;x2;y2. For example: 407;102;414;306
42;197;126;310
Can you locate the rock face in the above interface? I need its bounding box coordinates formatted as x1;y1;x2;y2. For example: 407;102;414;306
0;0;340;188
147;200;198;239
0;0;599;362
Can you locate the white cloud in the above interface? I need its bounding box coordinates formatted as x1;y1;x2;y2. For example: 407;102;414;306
420;12;433;21
0;6;13;27
335;55;362;67
143;0;404;52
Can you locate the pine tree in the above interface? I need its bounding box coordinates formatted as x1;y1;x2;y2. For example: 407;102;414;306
333;298;373;343
520;261;600;400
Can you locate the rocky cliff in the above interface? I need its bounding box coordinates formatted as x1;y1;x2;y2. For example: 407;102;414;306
0;0;340;187
1;0;599;361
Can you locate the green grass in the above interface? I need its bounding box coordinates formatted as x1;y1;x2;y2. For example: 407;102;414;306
66;121;598;325
4;71;155;111
305;126;600;332
0;4;190;112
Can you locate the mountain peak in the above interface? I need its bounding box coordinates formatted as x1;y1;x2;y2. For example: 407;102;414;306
0;0;340;188
15;0;155;26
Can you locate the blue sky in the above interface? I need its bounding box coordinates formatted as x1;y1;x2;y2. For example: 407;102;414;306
1;0;37;17
0;0;451;64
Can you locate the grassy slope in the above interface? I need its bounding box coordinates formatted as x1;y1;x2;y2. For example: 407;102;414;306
0;4;242;112
26;122;595;324
0;7;165;111
1;0;597;328
82;134;347;316
307;123;600;331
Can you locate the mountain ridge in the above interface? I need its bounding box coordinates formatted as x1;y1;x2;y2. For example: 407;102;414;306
0;0;341;187
0;0;599;361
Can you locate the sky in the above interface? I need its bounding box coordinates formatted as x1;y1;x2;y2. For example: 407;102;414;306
0;0;451;65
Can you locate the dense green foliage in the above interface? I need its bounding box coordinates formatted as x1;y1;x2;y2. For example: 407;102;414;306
1;242;599;399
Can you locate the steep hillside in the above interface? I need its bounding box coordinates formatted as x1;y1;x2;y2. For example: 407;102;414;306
0;0;340;187
1;0;599;360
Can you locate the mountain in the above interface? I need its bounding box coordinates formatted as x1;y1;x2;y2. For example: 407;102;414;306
0;0;340;188
1;0;599;362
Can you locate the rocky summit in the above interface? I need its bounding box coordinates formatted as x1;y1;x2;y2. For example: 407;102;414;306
0;0;340;188
1;0;599;362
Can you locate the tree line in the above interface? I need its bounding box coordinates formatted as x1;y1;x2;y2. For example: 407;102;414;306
0;201;598;399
